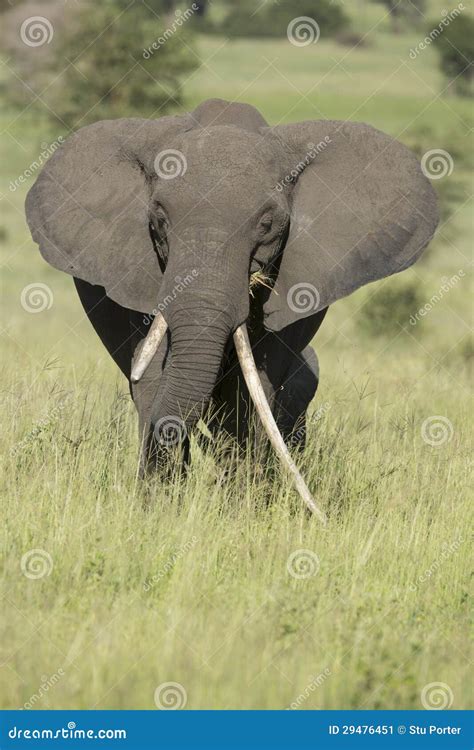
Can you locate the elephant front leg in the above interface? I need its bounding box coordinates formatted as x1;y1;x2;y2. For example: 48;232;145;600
273;346;320;451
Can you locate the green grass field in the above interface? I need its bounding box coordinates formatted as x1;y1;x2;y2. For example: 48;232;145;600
1;6;472;710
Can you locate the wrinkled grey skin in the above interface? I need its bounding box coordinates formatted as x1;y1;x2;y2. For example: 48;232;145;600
25;99;438;472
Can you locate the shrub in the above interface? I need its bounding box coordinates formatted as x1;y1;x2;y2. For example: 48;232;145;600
431;13;474;96
358;279;426;338
218;0;348;40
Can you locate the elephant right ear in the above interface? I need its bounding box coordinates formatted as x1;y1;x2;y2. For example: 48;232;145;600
25;116;187;313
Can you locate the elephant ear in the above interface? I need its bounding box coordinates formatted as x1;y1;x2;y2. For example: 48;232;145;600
263;120;439;331
25;116;188;313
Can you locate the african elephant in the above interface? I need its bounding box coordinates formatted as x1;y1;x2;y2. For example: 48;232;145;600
25;98;438;519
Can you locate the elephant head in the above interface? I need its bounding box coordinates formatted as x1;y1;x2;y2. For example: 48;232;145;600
25;99;438;518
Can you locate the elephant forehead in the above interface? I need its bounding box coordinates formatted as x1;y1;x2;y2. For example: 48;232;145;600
175;127;277;176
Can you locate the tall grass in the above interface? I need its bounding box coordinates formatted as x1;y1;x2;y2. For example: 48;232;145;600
1;341;471;708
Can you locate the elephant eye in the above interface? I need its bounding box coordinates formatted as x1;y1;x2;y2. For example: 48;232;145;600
259;212;273;233
153;206;169;235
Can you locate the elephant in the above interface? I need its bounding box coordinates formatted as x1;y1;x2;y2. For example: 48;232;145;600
25;98;438;520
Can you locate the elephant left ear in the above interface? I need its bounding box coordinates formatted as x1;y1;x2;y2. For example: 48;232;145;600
263;120;439;331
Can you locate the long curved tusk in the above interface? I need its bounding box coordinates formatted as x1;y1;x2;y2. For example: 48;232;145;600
131;312;168;383
233;324;327;524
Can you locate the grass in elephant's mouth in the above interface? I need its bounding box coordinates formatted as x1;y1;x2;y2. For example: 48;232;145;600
249;269;274;295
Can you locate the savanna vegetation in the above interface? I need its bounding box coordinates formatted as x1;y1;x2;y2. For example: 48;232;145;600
0;0;472;710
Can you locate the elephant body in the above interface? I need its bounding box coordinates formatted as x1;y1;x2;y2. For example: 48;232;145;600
26;98;438;480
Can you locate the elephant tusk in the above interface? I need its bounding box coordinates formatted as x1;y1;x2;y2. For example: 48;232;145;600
131;312;168;383
233;324;327;524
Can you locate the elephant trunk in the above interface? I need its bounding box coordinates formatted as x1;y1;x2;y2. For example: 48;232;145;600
153;295;233;433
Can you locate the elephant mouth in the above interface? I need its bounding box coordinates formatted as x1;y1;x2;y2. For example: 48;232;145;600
249;269;274;295
131;313;326;524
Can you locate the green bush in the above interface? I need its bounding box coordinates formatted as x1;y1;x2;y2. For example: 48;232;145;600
374;0;426;33
431;13;474;96
218;0;348;40
358;279;426;337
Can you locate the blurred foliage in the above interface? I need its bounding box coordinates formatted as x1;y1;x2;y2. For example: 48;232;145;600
358;280;426;337
215;0;348;39
1;0;198;129
433;179;468;224
430;13;474;97
456;335;474;364
374;0;426;32
404;122;471;222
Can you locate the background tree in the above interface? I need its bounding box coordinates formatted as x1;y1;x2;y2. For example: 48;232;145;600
1;0;198;130
217;0;348;40
375;0;426;32
431;13;474;97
